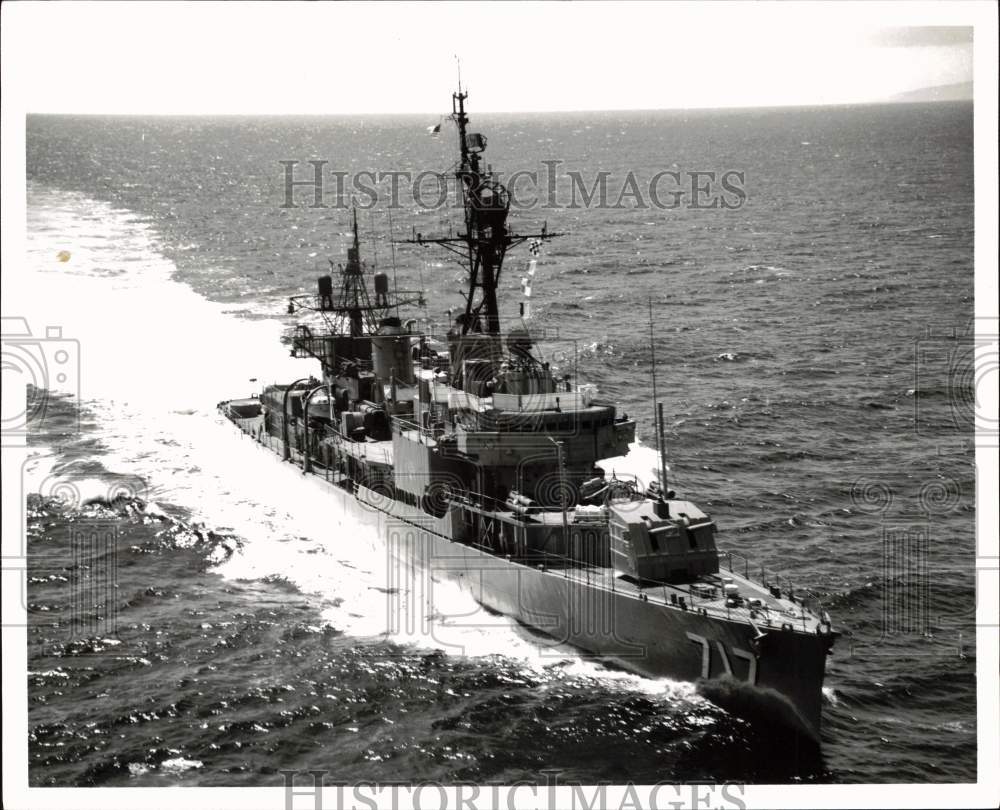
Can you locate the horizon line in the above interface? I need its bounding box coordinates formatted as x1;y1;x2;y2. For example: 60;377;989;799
25;97;974;118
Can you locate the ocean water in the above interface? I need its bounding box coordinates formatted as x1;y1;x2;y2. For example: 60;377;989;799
21;102;976;784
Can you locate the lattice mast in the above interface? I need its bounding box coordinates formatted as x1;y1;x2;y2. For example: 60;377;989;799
287;206;422;337
407;88;559;336
340;207;376;337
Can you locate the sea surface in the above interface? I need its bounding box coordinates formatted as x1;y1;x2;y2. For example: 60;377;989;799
21;102;976;785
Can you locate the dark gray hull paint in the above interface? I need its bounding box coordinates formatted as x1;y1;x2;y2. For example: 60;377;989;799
361;487;831;742
226;415;831;742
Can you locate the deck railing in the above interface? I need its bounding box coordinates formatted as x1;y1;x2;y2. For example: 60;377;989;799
720;549;823;618
390;416;440;445
495;546;783;625
482;543;823;630
226;407;824;629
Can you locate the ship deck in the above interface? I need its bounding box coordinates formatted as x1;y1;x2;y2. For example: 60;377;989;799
494;554;825;634
340;438;393;466
224;408;829;637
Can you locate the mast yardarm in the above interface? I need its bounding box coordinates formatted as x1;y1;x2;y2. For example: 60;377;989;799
407;89;559;336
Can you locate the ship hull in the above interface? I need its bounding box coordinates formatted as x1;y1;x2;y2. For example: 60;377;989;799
360;486;829;743
223;413;832;742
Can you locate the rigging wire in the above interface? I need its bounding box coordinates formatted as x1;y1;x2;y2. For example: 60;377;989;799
648;297;662;472
387;206;400;319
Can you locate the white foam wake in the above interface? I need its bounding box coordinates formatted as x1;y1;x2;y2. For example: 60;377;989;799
17;184;698;703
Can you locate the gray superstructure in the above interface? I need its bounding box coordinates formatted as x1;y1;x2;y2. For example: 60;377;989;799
220;86;838;743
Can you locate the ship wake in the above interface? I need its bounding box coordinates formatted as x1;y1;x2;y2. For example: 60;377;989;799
20;185;708;707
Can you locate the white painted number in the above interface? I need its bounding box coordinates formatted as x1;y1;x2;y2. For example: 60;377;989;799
686;632;758;684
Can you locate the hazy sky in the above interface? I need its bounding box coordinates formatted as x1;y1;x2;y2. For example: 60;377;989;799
1;2;982;114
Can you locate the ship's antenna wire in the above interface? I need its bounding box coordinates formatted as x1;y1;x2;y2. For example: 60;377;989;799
387;206;400;318
648;298;668;491
418;259;428;323
369;210;378;271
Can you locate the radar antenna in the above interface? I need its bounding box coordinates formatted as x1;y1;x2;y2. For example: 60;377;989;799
403;87;561;335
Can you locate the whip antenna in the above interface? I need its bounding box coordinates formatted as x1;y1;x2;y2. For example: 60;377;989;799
648;298;668;493
387;206;400;318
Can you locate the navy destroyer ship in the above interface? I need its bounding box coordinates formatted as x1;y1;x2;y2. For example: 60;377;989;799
220;87;838;742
